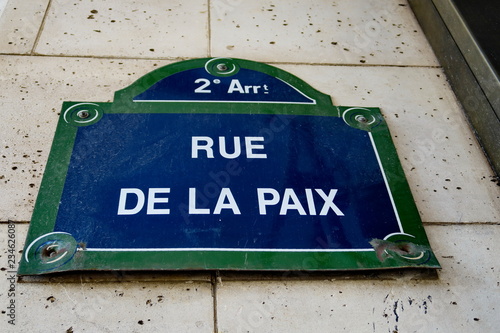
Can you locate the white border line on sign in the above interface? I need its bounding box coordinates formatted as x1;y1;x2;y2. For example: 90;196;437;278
368;132;404;234
133;100;316;105
83;122;405;253
82;248;374;252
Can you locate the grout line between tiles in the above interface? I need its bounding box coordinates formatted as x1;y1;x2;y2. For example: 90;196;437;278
262;62;441;69
0;52;442;69
422;222;500;226
207;0;212;57
30;0;53;56
0;221;30;224
211;271;220;333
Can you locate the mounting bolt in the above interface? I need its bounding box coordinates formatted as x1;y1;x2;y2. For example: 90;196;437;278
77;110;90;119
355;115;368;123
42;244;59;258
216;63;228;71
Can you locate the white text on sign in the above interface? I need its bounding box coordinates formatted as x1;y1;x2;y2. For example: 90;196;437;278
192;136;267;159
117;188;344;216
193;78;270;95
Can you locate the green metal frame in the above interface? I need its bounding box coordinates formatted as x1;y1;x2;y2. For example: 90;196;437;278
18;58;440;275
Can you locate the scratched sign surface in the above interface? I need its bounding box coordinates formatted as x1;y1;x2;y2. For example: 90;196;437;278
18;58;440;274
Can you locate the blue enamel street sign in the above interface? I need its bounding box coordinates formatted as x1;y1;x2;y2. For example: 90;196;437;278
18;58;440;274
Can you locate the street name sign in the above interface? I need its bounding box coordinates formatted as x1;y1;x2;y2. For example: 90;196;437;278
18;58;440;274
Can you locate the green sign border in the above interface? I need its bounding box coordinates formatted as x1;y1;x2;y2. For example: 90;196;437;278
18;58;440;275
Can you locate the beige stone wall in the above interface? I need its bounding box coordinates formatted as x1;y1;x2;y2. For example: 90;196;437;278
1;1;499;332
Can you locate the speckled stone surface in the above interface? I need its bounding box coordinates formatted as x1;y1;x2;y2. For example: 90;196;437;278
0;1;499;332
210;0;438;66
0;0;48;54
34;0;209;58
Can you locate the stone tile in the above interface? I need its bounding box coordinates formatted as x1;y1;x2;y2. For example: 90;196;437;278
0;0;7;17
35;0;208;58
0;223;214;333
210;0;438;66
13;282;213;332
0;0;48;54
216;224;500;333
275;64;500;223
6;277;213;332
0;55;172;221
